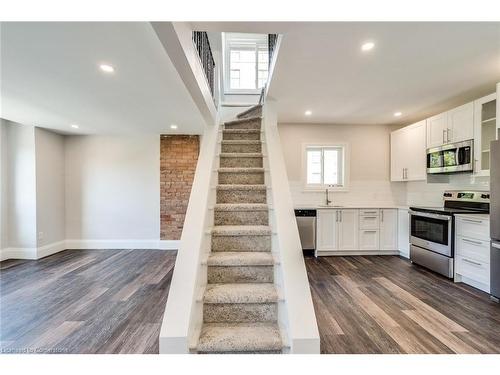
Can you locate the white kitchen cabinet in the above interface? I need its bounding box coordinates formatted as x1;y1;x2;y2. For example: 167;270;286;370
427;112;448;148
426;102;474;148
380;209;398;251
338;209;359;250
454;215;490;293
473;93;497;176
390;120;426;182
359;230;379;250
316;209;338;252
397;209;410;258
448;102;474;143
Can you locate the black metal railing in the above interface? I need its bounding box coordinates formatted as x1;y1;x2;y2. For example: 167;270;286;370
268;34;278;67
192;31;215;98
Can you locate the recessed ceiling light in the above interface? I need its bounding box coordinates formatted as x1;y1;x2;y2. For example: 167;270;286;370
361;42;375;52
71;124;79;129
304;110;312;116
170;124;178;129
99;64;115;73
394;112;402;117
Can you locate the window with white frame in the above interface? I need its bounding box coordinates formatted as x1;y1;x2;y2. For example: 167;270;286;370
305;145;347;188
225;34;268;93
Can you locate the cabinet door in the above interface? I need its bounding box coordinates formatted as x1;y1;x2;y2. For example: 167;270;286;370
397;209;410;258
316;209;338;252
448;102;474;143
390;129;406;182
359;230;379;250
338;210;359;250
406;120;427;181
380;209;398;250
473;93;496;176
427;112;448;148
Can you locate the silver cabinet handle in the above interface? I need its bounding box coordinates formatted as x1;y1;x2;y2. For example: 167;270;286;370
402;168;405;180
462;238;483;246
462;258;482;266
335;211;338;222
340;211;342;222
442;129;446;144
363;216;378;219
447;128;451;143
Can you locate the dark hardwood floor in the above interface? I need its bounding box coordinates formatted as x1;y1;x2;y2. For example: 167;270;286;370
305;254;500;354
1;250;499;354
0;249;175;354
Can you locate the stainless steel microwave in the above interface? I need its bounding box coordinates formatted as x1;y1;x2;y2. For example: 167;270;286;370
426;140;473;174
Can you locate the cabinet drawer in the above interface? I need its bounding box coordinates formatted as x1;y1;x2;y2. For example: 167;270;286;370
359;215;380;230
456;217;490;240
455;255;490;286
359;230;379;250
456;236;490;264
359;209;379;216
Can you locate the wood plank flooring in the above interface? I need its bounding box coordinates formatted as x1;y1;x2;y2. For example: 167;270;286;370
0;249;175;354
305;254;500;354
1;250;499;354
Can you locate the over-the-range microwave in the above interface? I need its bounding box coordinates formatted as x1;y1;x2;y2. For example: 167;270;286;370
426;139;474;174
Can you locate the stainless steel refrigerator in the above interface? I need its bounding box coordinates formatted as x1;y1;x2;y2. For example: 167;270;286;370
491;140;500;300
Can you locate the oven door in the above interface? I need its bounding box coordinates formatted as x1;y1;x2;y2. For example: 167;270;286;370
409;210;453;256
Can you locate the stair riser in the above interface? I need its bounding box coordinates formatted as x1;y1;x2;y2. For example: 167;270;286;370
224;120;261;130
218;172;264;185
223;132;261;141
207;266;274;283
204;303;277;323
216;190;267;204
221;143;262;153
238;108;262;119
211;235;271;252
214;210;268;226
220;157;263;168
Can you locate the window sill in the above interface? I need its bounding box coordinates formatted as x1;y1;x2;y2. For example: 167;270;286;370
224;91;261;96
302;186;349;193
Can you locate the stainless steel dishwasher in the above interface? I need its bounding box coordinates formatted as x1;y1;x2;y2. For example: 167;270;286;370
294;209;316;251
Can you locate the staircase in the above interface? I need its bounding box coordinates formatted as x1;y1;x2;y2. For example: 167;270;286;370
195;105;284;354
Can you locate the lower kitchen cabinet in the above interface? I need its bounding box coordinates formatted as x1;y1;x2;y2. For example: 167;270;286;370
380;209;398;251
454;215;491;293
316;208;399;256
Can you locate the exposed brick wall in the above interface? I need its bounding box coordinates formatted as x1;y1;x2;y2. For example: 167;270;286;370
160;135;200;240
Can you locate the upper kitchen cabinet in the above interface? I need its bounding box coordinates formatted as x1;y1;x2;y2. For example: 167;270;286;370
390;120;426;182
426;102;474;148
473;93;497;176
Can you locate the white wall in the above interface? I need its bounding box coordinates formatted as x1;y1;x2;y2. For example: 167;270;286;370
35;127;66;247
3;120;37;249
64;135;160;244
278;122;406;207
0;120;9;250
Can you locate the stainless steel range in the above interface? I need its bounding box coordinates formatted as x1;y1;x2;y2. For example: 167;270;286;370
409;190;490;278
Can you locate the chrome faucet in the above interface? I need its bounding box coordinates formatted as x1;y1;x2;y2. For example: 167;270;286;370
325;188;332;206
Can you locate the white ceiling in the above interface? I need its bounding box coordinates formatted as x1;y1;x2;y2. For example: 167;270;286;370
1;22;206;135
192;22;500;125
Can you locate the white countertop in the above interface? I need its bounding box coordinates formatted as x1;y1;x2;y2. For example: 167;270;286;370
454;213;490;220
294;204;409;210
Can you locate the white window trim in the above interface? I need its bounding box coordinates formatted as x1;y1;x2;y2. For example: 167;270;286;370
301;143;350;192
224;41;268;95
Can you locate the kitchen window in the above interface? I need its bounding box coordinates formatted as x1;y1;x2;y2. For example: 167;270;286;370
304;144;348;190
225;34;269;94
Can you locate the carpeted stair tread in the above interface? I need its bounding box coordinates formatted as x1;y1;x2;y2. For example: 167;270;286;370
218;167;264;173
223;129;261;134
216;184;266;191
236;105;262;119
207;252;274;267
214;203;268;211
197;322;282;353
204;283;278;303
212;225;271;236
224;116;262;126
219;153;263;158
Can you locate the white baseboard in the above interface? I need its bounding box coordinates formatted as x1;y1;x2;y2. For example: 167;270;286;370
0;247;37;261
158;240;180;250
0;239;179;261
315;250;400;256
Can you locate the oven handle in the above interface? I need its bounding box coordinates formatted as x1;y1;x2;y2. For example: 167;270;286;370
408;210;452;221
